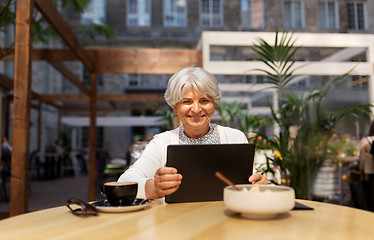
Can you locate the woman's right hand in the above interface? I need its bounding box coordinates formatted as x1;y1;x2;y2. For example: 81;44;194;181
145;167;182;199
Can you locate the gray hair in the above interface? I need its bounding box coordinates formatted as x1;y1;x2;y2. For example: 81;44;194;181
164;66;221;108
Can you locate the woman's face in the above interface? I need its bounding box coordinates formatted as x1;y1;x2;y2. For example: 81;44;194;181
174;87;215;139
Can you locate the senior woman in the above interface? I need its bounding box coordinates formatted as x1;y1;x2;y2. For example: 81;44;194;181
118;66;267;200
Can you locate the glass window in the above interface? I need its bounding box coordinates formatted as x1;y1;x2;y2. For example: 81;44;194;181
127;0;151;27
164;0;187;26
200;0;223;27
241;0;264;29
283;0;304;29
348;2;367;30
81;0;106;25
318;1;338;29
83;67;103;87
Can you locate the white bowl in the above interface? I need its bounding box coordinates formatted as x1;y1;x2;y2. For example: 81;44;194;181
224;184;295;219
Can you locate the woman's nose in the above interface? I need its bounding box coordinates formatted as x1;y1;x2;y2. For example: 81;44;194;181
191;102;202;112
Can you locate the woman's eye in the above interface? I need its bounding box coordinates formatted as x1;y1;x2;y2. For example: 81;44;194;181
201;99;210;103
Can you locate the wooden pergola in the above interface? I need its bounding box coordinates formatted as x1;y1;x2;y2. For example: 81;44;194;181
5;0;201;216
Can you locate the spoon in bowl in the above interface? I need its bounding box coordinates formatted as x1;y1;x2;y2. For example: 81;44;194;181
214;171;240;191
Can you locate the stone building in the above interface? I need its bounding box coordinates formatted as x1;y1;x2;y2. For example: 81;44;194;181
1;0;374;160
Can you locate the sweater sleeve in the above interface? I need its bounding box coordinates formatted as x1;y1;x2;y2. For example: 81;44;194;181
118;129;178;199
118;133;167;199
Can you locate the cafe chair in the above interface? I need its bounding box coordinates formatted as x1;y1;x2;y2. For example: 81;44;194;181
364;153;374;175
102;159;127;182
60;151;81;177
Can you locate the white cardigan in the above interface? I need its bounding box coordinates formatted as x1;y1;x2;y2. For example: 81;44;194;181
118;125;248;199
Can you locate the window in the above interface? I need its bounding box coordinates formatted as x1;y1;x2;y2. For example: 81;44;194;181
283;0;304;29
125;74;168;88
318;1;339;29
164;0;187;26
241;0;264;29
127;0;151;27
81;0;106;25
83;67;103;87
348;2;367;30
200;0;223;27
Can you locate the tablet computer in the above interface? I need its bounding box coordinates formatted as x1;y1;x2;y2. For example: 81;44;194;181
165;143;255;203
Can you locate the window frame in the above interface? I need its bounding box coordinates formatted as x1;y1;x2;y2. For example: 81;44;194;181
200;0;223;27
318;1;339;29
283;0;305;29
241;0;264;29
348;2;368;30
127;0;152;27
163;0;187;27
81;0;106;25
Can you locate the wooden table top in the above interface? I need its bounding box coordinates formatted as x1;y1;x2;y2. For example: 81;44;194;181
0;200;373;240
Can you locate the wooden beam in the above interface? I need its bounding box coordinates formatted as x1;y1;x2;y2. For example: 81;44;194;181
38;94;89;102
1;49;76;61
88;73;97;201
0;74;13;89
89;49;202;74
108;101;117;109
60;104;157;111
37;93;165;102
34;0;94;71
33;49;77;61
48;61;90;95
0;78;62;109
10;0;33;216
3;49;202;74
97;94;165;102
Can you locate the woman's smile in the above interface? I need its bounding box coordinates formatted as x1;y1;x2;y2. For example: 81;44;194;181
174;87;215;139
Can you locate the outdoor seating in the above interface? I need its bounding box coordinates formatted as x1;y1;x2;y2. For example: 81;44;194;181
0;170;9;202
100;158;127;183
30;152;59;180
61;151;83;177
364;153;374;174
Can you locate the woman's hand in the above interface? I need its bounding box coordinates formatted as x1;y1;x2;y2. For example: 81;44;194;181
145;167;182;199
248;173;267;185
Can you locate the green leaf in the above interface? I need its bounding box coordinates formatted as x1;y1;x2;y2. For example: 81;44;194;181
60;0;89;13
78;22;116;40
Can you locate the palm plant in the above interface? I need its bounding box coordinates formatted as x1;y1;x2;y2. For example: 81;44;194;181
151;103;176;132
216;101;243;127
251;30;372;199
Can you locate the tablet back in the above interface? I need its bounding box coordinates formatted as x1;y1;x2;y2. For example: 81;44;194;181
165;143;255;203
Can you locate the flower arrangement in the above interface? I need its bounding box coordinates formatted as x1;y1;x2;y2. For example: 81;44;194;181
327;135;358;158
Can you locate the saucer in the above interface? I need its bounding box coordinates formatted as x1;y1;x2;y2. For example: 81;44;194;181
92;199;151;213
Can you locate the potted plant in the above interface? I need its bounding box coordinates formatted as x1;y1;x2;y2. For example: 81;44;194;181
250;30;372;199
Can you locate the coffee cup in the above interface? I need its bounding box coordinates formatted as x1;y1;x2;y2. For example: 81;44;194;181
101;182;138;206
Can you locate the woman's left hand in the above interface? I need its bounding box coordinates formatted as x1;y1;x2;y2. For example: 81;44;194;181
248;173;267;184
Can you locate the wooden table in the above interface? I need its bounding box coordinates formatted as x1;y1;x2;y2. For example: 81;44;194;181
0;200;373;240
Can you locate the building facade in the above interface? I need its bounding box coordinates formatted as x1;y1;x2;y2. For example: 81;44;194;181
1;0;373;160
61;0;374;158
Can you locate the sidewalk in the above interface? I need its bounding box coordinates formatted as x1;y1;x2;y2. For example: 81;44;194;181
0;175;93;219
